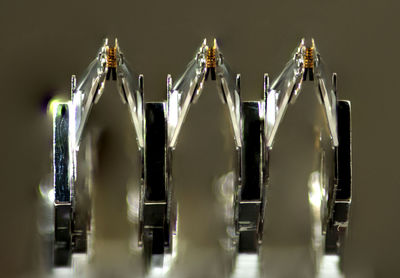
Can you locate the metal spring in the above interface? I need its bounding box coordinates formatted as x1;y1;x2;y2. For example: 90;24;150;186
107;47;117;68
304;47;314;69
206;46;216;68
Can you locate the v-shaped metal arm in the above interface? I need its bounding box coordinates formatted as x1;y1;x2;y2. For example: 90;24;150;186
50;38;351;274
265;38;352;272
265;38;339;149
166;39;268;256
52;38;144;266
71;38;144;151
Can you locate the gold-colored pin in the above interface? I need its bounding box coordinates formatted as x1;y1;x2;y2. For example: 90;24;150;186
106;46;117;69
304;47;314;69
206;40;217;69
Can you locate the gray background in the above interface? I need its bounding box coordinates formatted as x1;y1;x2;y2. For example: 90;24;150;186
1;0;399;277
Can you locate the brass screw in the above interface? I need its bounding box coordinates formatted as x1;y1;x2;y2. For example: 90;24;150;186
106;46;117;68
206;44;216;69
304;47;314;69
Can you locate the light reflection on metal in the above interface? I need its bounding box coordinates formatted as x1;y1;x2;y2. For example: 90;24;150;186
49;38;145;268
167;39;208;148
44;37;351;277
266;38;352;276
265;38;339;148
168;39;268;266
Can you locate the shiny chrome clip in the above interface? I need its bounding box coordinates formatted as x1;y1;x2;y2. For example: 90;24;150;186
167;39;208;148
138;40;209;272
213;40;267;256
265;38;352;275
168;39;268;265
50;38;143;267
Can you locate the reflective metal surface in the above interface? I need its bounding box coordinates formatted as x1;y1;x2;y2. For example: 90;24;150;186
44;38;351;277
265;38;352;276
49;38;145;268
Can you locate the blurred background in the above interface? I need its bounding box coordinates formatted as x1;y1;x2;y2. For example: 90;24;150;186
1;0;399;277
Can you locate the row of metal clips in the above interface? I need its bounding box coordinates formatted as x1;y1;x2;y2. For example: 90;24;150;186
46;37;351;277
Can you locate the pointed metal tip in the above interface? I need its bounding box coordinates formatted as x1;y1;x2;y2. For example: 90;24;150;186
302;38;315;48
306;38;316;51
213;38;218;49
294;38;306;56
103;38;109;46
71;75;76;86
264;73;269;83
200;38;209;53
114;38;121;55
166;74;172;95
263;73;269;94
